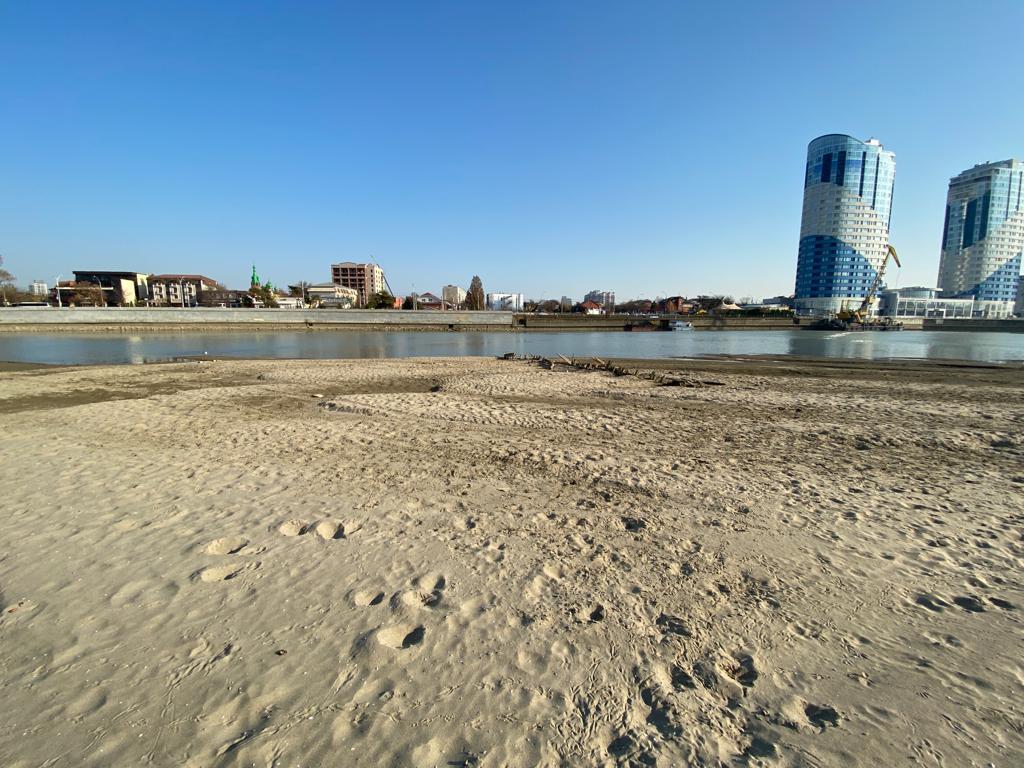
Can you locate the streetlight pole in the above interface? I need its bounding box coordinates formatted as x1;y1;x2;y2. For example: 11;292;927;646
55;274;62;308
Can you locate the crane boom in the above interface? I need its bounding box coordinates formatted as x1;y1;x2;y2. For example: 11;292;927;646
856;244;901;317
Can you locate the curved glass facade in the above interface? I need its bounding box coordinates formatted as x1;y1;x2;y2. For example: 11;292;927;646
794;134;896;314
936;160;1023;318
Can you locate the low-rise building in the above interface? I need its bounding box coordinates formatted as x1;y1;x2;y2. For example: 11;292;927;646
442;285;466;307
30;280;48;296
578;300;603;315
878;287;975;318
200;289;252;308
412;292;446;310
72;271;150;306
274;295;304;309
307;283;358;308
486;292;524;311
658;296;693;314
149;275;219;307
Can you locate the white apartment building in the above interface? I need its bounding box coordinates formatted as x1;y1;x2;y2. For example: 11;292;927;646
584;290;616;310
486;292;524;311
307;283;358;308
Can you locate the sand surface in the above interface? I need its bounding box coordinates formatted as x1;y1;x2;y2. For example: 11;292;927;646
0;356;1022;767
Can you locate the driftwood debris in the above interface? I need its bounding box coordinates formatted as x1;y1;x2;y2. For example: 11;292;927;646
497;353;724;387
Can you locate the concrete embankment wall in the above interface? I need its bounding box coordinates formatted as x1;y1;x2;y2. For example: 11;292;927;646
5;307;1016;333
687;316;804;330
922;318;1024;333
0;307;513;332
515;314;806;331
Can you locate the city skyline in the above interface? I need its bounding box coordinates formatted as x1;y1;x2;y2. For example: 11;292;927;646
2;2;1023;300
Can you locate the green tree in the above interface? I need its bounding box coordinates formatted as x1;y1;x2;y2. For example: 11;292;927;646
467;276;485;310
249;284;279;308
401;295;415;310
366;291;396;309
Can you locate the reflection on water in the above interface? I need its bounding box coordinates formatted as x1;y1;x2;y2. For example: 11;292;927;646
0;330;1022;366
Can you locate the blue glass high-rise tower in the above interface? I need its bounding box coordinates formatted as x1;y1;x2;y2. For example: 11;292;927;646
794;134;896;315
936;160;1023;318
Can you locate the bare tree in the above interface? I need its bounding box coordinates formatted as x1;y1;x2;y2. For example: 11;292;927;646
68;282;104;307
467;276;485;311
0;256;14;305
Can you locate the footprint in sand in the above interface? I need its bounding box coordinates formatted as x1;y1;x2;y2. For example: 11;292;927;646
416;573;447;591
206;537;248;555
278;520;308;537
377;624;425;649
198;562;259;582
804;703;842;731
353;589;385;607
951;595;986;613
914;592;950;612
454;516;476;531
988;596;1016;611
655;613;689;637
400;589;442;608
719;652;759;688
778;697;842;733
315;520;344;540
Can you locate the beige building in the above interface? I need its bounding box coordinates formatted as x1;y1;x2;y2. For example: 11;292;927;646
442;284;467;307
149;274;219;307
331;262;386;307
307;282;358;308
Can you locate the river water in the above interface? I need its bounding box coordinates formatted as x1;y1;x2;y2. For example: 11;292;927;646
1;330;1023;366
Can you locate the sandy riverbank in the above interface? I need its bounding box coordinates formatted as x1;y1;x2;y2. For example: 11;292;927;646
1;357;1022;766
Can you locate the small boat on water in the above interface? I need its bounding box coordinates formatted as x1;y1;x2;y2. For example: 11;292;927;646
668;320;693;331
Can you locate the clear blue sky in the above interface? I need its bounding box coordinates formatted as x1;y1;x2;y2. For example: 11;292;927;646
2;1;1022;300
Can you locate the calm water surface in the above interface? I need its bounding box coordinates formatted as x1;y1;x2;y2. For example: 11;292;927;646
1;330;1023;365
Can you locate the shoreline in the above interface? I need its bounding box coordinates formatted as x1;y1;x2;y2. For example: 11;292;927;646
3;353;1023;374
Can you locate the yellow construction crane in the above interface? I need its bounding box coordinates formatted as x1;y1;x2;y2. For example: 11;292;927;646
837;244;901;323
